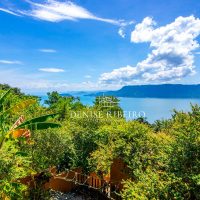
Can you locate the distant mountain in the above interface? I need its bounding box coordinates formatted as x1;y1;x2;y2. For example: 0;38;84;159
89;84;200;98
61;91;87;97
61;93;72;97
61;91;107;97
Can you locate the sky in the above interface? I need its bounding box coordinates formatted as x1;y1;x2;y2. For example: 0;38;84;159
0;0;200;94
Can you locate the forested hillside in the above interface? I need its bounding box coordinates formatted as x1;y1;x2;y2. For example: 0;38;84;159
93;84;200;98
0;85;200;199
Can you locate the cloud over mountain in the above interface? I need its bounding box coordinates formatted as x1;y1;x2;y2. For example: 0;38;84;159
100;16;200;85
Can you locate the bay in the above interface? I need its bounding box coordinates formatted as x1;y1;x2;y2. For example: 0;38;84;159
40;95;200;123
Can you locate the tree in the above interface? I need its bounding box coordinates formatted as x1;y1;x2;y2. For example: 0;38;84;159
44;91;61;107
0;84;24;96
93;95;123;118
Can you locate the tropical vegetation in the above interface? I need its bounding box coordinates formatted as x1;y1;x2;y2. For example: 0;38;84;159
0;84;199;199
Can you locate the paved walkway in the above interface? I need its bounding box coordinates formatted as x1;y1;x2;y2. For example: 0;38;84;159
49;190;102;200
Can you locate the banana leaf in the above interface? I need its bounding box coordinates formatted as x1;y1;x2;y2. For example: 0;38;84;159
15;122;61;131
0;99;36;119
15;113;59;129
11;99;36;113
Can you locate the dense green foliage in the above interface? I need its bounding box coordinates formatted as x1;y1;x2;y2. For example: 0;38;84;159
0;89;60;199
0;84;24;96
0;85;200;200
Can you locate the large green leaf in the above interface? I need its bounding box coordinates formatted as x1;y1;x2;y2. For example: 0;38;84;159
15;122;61;131
11;99;36;113
15;113;59;129
0;99;36;117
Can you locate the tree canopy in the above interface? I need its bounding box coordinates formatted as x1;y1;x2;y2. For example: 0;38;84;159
0;85;200;199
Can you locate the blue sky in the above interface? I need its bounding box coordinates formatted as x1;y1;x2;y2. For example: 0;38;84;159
0;0;200;94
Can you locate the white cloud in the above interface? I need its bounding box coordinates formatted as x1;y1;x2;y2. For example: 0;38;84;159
23;0;122;24
0;60;22;64
39;68;65;73
118;28;126;38
38;48;57;53
0;68;106;93
85;75;92;79
0;8;21;16
100;16;200;85
131;17;156;42
0;0;128;25
100;65;139;84
0;0;134;39
118;20;135;38
23;80;104;93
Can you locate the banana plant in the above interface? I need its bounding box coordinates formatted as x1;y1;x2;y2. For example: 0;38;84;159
0;90;61;149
